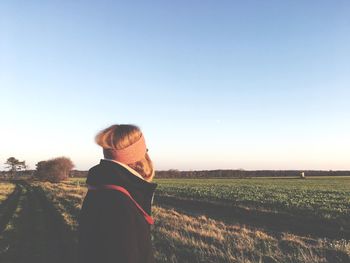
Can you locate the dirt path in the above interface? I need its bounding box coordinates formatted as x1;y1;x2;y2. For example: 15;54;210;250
0;181;76;263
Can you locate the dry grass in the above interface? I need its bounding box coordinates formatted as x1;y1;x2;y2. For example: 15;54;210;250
31;181;87;231
0;184;26;258
152;206;350;262
0;183;15;204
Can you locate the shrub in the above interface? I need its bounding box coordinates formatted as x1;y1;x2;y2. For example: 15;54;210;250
34;157;74;183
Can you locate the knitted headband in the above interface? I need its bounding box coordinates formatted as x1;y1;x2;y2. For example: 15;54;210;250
104;135;147;164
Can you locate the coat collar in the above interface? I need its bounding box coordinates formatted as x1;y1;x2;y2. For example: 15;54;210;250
102;158;147;181
86;159;157;194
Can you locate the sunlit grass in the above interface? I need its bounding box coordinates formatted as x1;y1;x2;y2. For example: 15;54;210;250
0;183;15;204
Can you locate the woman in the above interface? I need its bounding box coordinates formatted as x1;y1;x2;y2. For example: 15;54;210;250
78;124;158;263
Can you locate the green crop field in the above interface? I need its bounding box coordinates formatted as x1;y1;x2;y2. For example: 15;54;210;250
0;177;349;262
155;177;350;221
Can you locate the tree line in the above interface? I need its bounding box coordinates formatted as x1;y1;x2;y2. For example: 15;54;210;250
2;157;349;180
45;168;350;178
155;169;350;178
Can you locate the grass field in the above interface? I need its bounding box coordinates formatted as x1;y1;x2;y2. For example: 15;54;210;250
0;176;349;262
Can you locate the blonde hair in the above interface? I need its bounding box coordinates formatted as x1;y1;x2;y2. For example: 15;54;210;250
95;124;154;182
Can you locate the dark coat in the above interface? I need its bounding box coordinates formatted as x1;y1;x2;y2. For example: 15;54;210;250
78;159;158;263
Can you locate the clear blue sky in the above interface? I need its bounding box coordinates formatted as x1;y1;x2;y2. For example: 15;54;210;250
1;0;349;171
